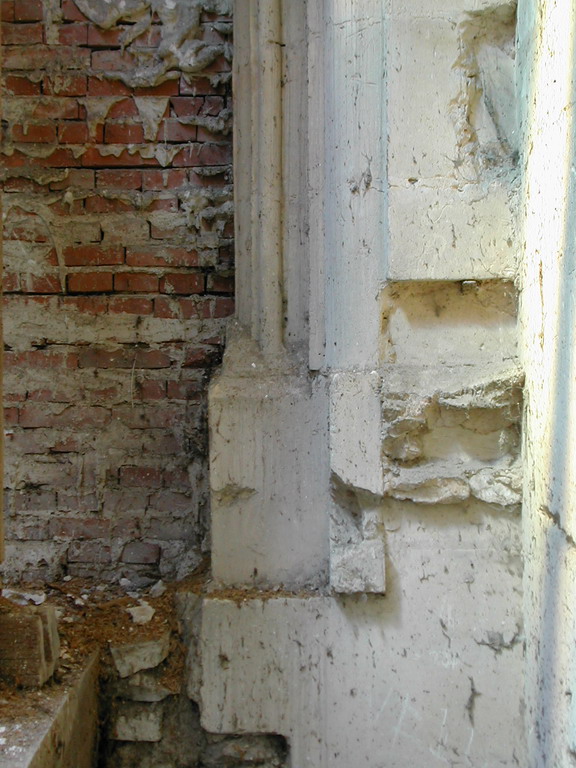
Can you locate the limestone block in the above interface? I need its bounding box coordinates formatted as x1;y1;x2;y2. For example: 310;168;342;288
387;16;461;181
387;0;514;14
110;701;164;742
329;371;383;495
329;480;386;594
379;363;522;505
200;520;525;768
0;605;59;687
383;280;518;365
110;632;171;678
175;592;203;702
202;735;287;767
114;671;173;702
209;360;330;588
469;464;522;506
321;0;387;368
387;183;517;281
329;540;385;594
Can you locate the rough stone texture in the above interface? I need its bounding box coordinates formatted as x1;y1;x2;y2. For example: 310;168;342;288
110;701;164;742
110;632;170;678
113;670;173;703
0;605;59;687
1;0;234;583
103;620;288;768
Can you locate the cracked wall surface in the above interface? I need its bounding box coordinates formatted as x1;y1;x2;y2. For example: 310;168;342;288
1;0;233;583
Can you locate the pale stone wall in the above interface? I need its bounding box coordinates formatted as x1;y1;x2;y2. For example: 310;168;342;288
519;1;576;765
201;1;526;765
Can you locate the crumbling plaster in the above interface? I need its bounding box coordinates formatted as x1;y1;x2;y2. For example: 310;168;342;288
1;0;234;583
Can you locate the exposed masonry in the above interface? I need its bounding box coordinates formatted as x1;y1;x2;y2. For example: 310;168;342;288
1;0;234;584
101;596;288;768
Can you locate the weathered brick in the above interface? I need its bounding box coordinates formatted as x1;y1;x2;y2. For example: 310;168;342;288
49;518;110;540
97;169;142;190
2;0;233;585
92;49;136;72
162;469;191;491
213;296;235;317
43;74;87;96
120;466;163;489
114;273;159;293
58;122;89;144
2;21;43;44
61;0;87;21
58;22;88;45
58;295;106;315
67;541;111;563
182;347;220;368
104;123;145;144
14;0;42;21
3;75;41;94
12;124;57;143
85;196;133;214
166;380;203;400
33;98;80;120
126;247;198;267
81;147;160;167
12;490;57;513
87;76;131;96
4;407;19;425
25;274;62;294
121;541;161;564
146;518;191;540
64;245;124;267
149;490;193;514
170;97;204;117
49;169;93;191
157;120;197;142
142;169;186;189
67;272;114;293
107;98;140;119
78;348;171;369
2;1;15;21
178;297;203;319
145;197;178;213
160;273;204;295
108;297;153;315
87;25;123;46
207;273;234;293
134;80;179;97
138;380;166;400
3;45;90;70
19;404;112;429
112;405;183;429
5;349;78;370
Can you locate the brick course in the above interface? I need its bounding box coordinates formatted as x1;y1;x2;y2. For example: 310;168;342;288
1;0;234;583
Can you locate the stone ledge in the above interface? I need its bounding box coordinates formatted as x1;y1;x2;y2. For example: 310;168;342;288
0;653;99;768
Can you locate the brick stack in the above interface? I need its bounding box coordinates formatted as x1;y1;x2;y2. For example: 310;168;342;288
1;0;234;583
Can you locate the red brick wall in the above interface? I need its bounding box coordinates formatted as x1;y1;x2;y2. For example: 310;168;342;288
1;0;234;584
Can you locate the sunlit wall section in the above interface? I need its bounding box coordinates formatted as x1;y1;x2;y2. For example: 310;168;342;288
519;0;576;764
